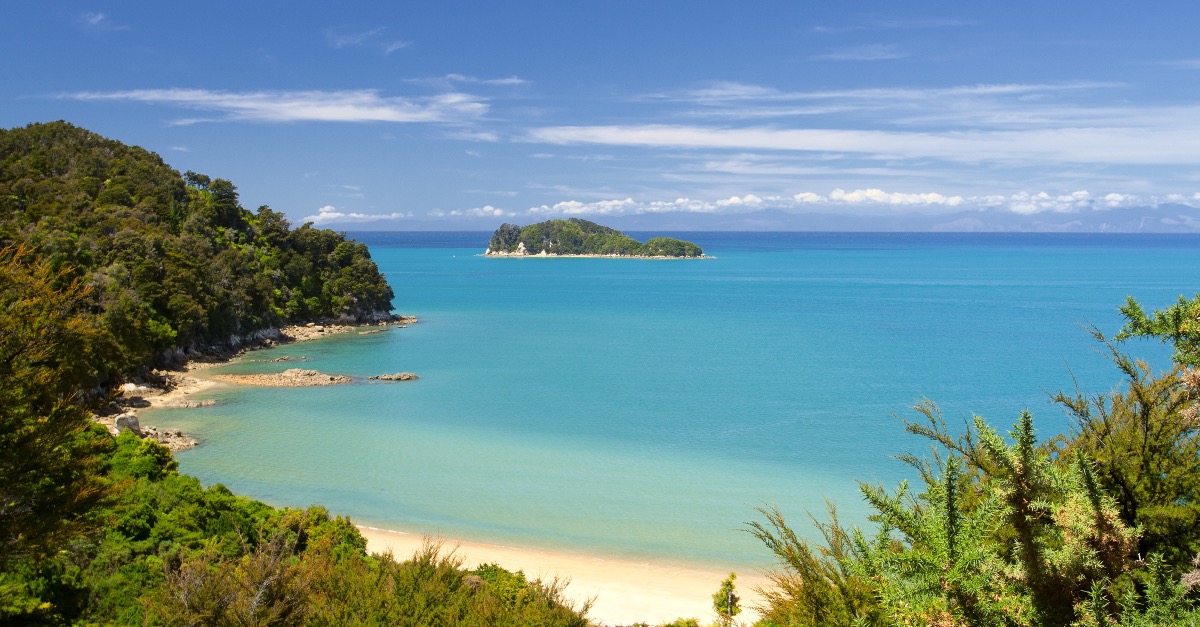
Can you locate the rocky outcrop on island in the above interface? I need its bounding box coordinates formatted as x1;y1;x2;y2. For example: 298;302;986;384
369;372;420;381
213;368;352;387
484;218;705;258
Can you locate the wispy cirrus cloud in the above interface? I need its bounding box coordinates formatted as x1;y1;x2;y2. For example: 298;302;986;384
324;26;409;53
642;81;1127;129
526;104;1200;166
406;74;530;89
65;88;489;124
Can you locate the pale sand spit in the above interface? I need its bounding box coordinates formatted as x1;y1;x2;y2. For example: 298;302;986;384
358;526;767;626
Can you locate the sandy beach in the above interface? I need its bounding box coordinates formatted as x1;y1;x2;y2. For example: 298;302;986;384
358;526;767;626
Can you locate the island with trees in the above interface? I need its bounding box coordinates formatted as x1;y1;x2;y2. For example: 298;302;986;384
485;218;705;258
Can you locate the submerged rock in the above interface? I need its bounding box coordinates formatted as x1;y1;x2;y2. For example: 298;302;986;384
367;369;420;379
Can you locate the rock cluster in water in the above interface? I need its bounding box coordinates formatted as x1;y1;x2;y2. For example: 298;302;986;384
369;372;420;381
214;368;352;387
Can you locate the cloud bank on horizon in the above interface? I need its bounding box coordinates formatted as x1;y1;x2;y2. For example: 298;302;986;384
8;2;1200;230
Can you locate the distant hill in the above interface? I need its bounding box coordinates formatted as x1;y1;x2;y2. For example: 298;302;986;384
485;218;704;257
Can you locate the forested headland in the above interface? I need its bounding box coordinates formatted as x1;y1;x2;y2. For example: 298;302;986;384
485;218;705;257
1;121;395;378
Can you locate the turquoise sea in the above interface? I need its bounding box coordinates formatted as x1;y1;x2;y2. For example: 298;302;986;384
147;232;1196;570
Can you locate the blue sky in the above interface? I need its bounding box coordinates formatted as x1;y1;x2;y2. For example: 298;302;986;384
6;2;1200;230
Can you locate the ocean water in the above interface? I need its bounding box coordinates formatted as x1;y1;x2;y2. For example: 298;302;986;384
146;232;1196;570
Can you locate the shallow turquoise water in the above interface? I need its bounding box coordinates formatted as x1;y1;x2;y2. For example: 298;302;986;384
147;232;1195;569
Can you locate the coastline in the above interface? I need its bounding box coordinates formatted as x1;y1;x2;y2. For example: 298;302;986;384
357;525;767;626
124;316;774;626
103;316;416;448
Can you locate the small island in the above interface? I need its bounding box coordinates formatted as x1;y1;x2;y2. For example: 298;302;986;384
484;218;705;258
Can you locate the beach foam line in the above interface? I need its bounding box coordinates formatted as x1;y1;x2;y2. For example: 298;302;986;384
357;525;767;626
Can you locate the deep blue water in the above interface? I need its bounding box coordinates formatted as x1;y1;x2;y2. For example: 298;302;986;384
146;232;1197;569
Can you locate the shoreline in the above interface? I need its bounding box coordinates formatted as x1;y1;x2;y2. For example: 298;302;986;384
103;316;416;448
357;525;767;626
121;316;774;625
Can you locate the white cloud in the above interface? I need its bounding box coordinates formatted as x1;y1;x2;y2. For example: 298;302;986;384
66;88;488;124
715;194;765;207
829;188;964;206
301;205;412;225
430;205;517;218
794;192;827;203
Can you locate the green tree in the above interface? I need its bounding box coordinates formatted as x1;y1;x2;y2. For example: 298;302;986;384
1056;340;1200;574
712;572;741;627
1115;294;1200;366
0;246;116;566
746;501;880;626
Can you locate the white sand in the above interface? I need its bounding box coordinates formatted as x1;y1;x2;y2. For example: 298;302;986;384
358;526;767;626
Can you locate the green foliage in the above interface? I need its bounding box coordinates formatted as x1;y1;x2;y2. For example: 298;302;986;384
487;219;704;257
712;572;740;627
752;405;1143;627
0;245;117;567
855;454;1020;626
1056;337;1200;574
746;501;879;626
1;429;592;626
1116;294;1200;366
0;121;395;372
300;540;591;626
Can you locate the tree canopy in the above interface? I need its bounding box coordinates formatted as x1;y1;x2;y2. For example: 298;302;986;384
486;218;704;257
